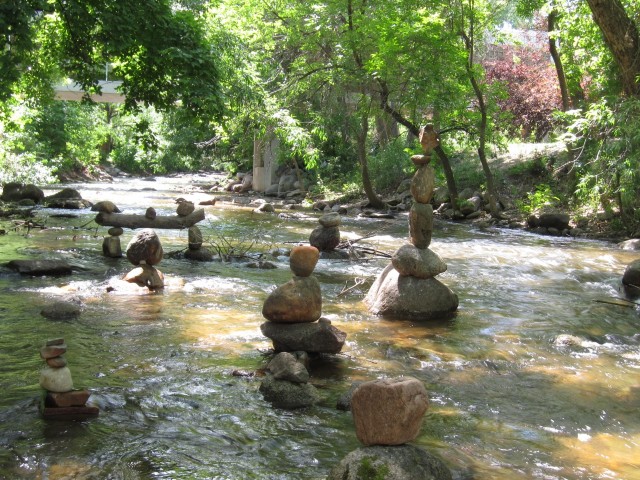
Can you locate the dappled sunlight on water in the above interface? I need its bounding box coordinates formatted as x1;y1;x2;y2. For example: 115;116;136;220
0;175;639;479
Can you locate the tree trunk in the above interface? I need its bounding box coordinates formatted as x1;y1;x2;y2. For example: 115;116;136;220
95;209;205;229
548;10;571;111
461;30;499;217
357;111;385;209
585;0;640;96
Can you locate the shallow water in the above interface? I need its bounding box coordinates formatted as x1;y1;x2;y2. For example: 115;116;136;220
0;174;638;479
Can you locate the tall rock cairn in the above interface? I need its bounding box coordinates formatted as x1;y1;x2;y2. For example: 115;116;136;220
123;228;165;290
364;125;458;320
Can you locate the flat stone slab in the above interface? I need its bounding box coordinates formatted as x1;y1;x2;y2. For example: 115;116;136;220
7;259;73;276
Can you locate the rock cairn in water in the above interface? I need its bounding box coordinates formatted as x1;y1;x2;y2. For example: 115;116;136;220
184;225;213;261
309;212;341;253
39;338;98;418
260;245;346;354
328;377;452;480
364;125;458;320
259;245;346;409
102;227;124;258
123;228;164;289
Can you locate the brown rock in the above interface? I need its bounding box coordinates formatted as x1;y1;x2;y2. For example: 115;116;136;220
319;212;341;228
351;377;429;446
419;124;439;153
126;229;163;266
410;165;435;204
410;154;431;166
123;264;165;290
260;318;347;353
40;344;67;359
46;338;65;346
188;226;203;250
409;202;433;249
289;245;320;277
46;356;68;368
91;201;121;214
46;390;91;407
262;276;322;323
176;201;195;217
108;227;124;236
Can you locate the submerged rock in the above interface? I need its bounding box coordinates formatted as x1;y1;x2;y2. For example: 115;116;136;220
327;445;452;480
259;375;320;409
7;259;73;276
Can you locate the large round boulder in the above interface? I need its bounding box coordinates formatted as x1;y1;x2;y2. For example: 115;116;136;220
364;264;458;320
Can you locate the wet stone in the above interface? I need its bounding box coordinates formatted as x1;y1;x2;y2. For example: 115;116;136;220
289;245;319;277
410;165;435;204
176;201;195;217
102;236;122;258
46;356;68;368
46;390;90;407
39;366;73;393
319;212;341;228
409;202;433;249
108;227;124;236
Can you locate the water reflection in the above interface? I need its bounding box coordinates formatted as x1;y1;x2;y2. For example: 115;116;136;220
0;175;638;479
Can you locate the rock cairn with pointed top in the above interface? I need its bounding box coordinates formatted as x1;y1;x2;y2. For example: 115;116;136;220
364;125;458;320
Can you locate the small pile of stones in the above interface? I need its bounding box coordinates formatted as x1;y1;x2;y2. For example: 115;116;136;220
122;228;164;289
102;227;124;258
328;377;452;479
260;245;346;354
184;225;213;261
258;352;320;409
309;212;341;253
39;338;98;418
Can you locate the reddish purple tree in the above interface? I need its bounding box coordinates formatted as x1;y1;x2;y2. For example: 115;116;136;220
484;45;562;141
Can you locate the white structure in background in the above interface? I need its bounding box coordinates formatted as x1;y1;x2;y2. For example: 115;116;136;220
252;128;280;192
54;79;125;103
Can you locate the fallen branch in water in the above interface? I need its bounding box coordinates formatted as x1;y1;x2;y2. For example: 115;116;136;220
594;297;639;308
337;277;368;297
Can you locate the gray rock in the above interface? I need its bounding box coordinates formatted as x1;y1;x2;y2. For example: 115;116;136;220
267;352;309;383
319;212;341;228
619;239;640;250
260;318;347;353
102;236;122;258
392;244;447;279
365;264;458;320
44;198;92;209
188;226;203;249
1;183;44;203
336;382;363;411
91;201;121;214
46;188;82;200
39;366;74;393
538;212;570;230
184;247;213;262
41;301;82;320
7;259;72;276
622;259;640;288
409;202;433;249
108;227;124;236
259;375;320;409
327;445;452;480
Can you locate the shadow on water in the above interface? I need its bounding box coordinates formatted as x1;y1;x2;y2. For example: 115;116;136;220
0;175;639;479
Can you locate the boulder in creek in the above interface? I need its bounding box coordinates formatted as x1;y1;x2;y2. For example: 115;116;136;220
309;225;341;252
364;264;458;320
184;247;213;262
536;212;570;231
126;229;163;266
1;182;45;203
259;374;320;409
262;276;322;323
39;366;74;393
260;318;346;353
351;377;429;446
327;444;452;480
40;301;82;320
391;244;447;279
619;239;640;250
622;259;640;288
46;188;83;200
7;259;73;276
188;226;203;250
91;201;121;214
267;352;310;384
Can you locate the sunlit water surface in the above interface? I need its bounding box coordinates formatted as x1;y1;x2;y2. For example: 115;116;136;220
0;174;638;479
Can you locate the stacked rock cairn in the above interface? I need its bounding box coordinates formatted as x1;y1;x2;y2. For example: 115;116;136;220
39;338;98;418
309;212;341;253
259;245;347;409
364;125;458;320
328;377;452;479
102;226;124;258
122;228;164;290
185;225;212;261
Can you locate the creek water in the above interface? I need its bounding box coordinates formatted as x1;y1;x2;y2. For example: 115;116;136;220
0;174;638;480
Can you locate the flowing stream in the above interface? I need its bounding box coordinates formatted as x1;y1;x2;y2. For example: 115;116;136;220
0;174;638;479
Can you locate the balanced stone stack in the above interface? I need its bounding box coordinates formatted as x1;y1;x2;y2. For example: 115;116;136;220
309;213;341;252
123;228;164;290
327;377;452;480
259;351;320;409
364;125;458;320
102;226;124;258
184;225;213;261
260;245;346;354
39;338;98;418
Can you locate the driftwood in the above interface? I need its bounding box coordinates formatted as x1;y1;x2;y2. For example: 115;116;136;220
95;209;205;229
